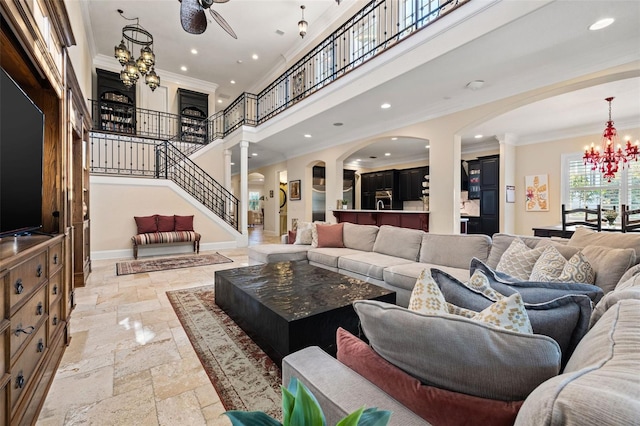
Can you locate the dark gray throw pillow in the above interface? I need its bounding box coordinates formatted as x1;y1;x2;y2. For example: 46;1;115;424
469;258;604;304
431;268;592;368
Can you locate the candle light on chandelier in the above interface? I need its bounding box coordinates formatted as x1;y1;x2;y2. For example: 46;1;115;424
583;97;639;182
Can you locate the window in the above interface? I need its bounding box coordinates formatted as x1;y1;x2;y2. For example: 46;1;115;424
249;192;260;211
563;153;640;222
402;0;440;30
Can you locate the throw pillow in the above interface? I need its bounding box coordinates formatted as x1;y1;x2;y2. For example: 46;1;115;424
472;293;532;334
580;245;636;294
174;215;194;231
310;221;326;247
431;267;593;367
315;223;346;248
496;238;546;280
353;300;561;401
157;215;175;232
557;251;595;284
408;269;449;315
530;246;596;284
287;230;297;244
134;215;158;234
294;221;313;245
335;327;525;426
470;258;604;304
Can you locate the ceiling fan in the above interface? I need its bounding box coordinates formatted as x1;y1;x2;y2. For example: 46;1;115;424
179;0;237;39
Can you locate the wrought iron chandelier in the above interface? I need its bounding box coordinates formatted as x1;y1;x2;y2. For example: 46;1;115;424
583;97;639;182
113;10;160;91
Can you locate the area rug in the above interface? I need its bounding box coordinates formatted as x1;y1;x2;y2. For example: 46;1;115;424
116;253;233;275
166;285;282;419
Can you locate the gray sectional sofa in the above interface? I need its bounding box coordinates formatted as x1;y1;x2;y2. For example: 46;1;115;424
248;224;640;425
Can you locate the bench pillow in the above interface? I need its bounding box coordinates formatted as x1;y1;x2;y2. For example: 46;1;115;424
175;215;194;231
157;215;175;232
336;327;524;426
134;215;158;234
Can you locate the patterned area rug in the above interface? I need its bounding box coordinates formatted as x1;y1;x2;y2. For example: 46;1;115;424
166;285;282;419
116;253;233;275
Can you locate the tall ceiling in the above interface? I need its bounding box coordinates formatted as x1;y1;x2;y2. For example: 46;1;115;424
80;0;640;172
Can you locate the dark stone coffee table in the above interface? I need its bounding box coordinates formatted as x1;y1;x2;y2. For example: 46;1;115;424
214;261;395;364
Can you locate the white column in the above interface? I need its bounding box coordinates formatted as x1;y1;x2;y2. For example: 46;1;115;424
429;130;461;234
223;149;232;191
499;133;518;234
240;141;249;234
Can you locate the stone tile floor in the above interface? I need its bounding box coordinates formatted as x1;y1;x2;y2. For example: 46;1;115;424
37;226;280;425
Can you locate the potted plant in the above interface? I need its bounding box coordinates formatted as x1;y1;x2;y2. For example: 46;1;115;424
603;209;618;227
224;378;391;426
341;199;349;209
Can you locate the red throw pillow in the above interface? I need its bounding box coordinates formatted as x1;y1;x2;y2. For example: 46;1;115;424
157;215;175;232
288;230;297;244
316;223;345;248
174;215;194;231
336;328;523;426
134;215;158;234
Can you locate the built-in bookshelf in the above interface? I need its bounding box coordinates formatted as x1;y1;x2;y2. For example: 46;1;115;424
178;88;208;144
97;69;136;134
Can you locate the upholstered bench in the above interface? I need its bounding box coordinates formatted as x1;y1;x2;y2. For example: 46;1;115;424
132;214;200;259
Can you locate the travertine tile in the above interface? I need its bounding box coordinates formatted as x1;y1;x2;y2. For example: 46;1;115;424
156;390;206;425
113;369;152;396
151;357;210;400
114;337;181;379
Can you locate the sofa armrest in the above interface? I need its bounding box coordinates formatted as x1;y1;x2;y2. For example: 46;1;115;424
282;346;429;426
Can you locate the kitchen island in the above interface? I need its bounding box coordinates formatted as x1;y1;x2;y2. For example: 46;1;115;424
333;209;430;232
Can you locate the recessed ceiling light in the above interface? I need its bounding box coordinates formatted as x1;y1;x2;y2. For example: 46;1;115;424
391;137;398;141
230;162;235;165
380;103;391;109
230;80;236;84
252;54;259;60
425;145;430;149
191;48;198;54
252;153;258;156
304;134;312;138
333;122;343;126
589;18;614;31
180;66;187;71
385;153;391;156
237;59;243;64
356;159;361;162
217;99;223;103
474;134;483;139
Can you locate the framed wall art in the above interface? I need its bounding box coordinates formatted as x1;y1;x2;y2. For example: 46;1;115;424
525;175;548;211
290;179;301;201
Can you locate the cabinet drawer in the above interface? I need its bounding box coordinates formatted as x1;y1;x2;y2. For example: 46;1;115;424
48;299;62;341
0;380;7;426
0;323;8;376
10;286;47;360
9;324;47;413
49;271;62;305
49;241;63;275
8;253;47;312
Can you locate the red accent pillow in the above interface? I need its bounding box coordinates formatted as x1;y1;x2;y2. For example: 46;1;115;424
288;230;297;244
174;215;194;231
316;223;345;248
134;215;158;234
157;215;175;232
336;328;523;426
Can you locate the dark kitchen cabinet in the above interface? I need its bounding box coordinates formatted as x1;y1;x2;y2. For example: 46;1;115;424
360;170;400;209
464;216;482;234
467;160;480;200
479;155;499;236
399;167;429;201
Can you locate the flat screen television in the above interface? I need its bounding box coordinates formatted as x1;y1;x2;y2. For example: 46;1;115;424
1;67;44;237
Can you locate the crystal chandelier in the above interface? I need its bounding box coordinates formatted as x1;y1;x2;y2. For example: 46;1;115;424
583;97;639;182
114;10;160;91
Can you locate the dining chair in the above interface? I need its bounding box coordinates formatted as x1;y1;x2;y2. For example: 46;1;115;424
621;204;640;233
561;204;601;237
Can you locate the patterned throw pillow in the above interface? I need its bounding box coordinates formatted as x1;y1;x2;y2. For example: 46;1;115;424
557;251;595;284
496;238;546;280
466;270;505;301
530;245;567;282
473;293;533;334
310;221;327;247
408;269;448;315
294;221;313;245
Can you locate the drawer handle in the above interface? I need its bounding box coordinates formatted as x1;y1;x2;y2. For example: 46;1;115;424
36;302;44;316
53;316;58;326
36;264;42;277
16;374;25;389
37;338;44;353
53;253;59;264
15;279;24;294
53;285;58;295
14;325;35;336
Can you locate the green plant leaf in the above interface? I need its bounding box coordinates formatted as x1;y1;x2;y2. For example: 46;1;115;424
356;407;392;426
223;411;282;426
335;406;364;426
290;380;326;426
281;385;296;426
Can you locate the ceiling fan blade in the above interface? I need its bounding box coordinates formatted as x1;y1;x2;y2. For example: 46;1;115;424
180;0;207;34
209;8;238;39
212;0;230;3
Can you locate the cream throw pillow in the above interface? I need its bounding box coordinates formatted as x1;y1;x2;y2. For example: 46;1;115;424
530;246;595;284
408;269;532;333
496;238;545;280
294;221;313;245
310;221;327;247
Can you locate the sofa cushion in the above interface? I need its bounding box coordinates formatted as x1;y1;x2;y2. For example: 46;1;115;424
247;244;310;264
157;214;175;232
419;233;492;268
307;247;362;269
568;226;640;263
336;327;524;426
353;300;561;401
134;215;158;234
432;267;593;367
316;223;344;248
515;300;640;426
487;233;553;269
535;239;581;259
342;222;379;252
496;238;546;280
338;252;414;281
174;215;194;231
383;263;470;292
372;225;423;261
580;245;636;294
590;273;640;328
471;258;604;304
